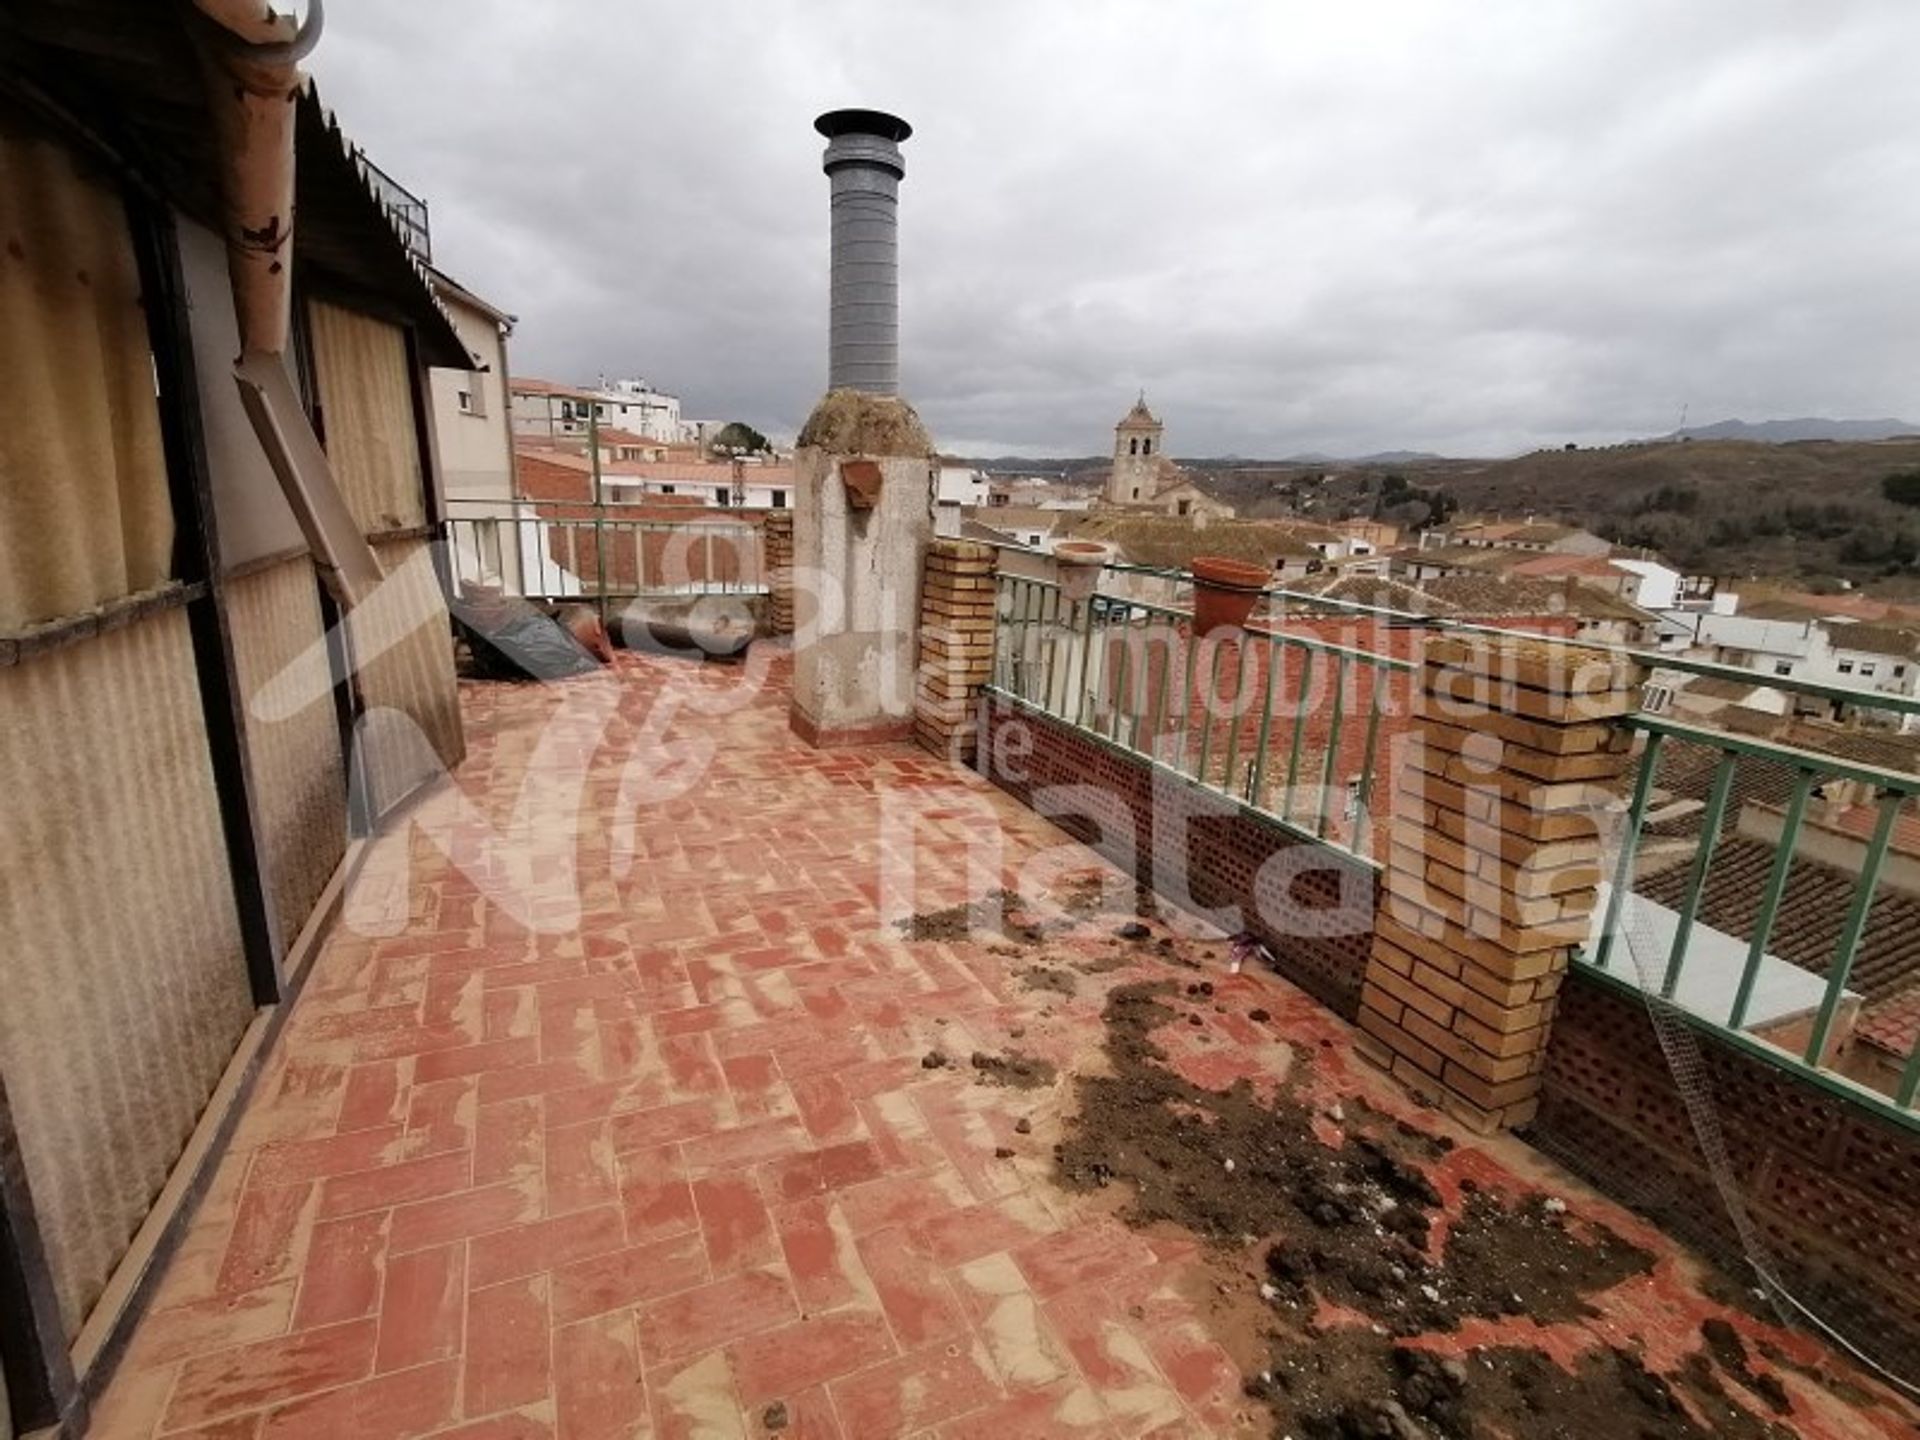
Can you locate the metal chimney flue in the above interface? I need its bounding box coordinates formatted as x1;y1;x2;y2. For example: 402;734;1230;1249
816;108;911;396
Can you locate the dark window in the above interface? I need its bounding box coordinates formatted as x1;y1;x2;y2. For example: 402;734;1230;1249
1128;437;1138;455
771;490;787;508
1143;438;1153;456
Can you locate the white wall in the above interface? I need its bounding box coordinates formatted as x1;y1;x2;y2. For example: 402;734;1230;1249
595;379;682;442
937;464;989;506
429;288;515;506
1613;559;1680;611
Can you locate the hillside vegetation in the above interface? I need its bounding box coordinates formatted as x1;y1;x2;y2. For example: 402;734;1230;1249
1194;439;1920;590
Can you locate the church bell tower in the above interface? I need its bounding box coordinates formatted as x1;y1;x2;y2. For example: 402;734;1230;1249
1107;394;1162;505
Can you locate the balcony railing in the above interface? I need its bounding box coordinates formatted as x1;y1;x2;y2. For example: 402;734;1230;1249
444;505;766;602
360;155;431;261
1587;713;1920;1124
987;571;1414;863
983;548;1920;1125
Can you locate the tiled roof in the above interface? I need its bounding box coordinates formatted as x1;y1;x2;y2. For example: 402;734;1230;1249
1642;739;1804;841
1506;554;1628;580
1741;598;1833;623
1677;674;1769;703
1064;516;1315;569
1720;705;1789;737
1452;520;1526;541
1785;725;1920;777
967;505;1067;531
1826;623;1920;660
1749;589;1920;623
1505;521;1587;544
511;376;594;399
1639;835;1920;1054
1400;544;1524;573
1420;574;1652;623
1283;573;1457;616
1859;985;1920;1055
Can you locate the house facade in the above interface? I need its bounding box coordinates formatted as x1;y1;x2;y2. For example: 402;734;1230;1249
428;268;520;587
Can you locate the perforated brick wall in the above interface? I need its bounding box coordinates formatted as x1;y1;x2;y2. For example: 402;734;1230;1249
979;693;1380;1017
1530;973;1920;1375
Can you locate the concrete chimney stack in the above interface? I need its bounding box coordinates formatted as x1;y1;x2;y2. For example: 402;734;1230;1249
815;108;911;395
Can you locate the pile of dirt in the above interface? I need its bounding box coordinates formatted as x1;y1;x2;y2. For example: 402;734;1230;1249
898;878;1159;951
896;890;1041;944
1017;965;1077;997
1054;980;1799;1439
969;1049;1057;1090
1259;1338;1798;1440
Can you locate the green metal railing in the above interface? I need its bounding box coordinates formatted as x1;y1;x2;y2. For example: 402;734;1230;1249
986;571;1414;863
1002;545;1920;724
981;544;1920;1125
444;508;766;605
1585;712;1920;1124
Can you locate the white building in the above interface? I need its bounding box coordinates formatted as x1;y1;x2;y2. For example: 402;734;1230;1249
593;377;683;443
597;460;795;511
510;376;688;446
426;269;524;590
1611;558;1682;611
937;463;990;508
1681;607;1920;729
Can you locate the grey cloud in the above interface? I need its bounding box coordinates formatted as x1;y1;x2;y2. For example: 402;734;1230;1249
314;0;1920;457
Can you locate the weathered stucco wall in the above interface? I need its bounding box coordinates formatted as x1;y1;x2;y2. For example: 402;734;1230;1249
790;392;934;746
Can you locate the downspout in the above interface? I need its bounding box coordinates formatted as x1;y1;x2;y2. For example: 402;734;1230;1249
190;0;384;607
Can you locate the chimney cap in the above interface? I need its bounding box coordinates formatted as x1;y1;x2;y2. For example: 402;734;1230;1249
815;108;913;143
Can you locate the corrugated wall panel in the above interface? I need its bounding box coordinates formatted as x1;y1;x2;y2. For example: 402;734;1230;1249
0;609;254;1337
0;115;174;631
353;538;464;819
226;556;347;946
306;300;425;536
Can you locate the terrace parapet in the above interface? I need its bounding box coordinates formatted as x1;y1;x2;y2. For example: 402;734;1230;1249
1358;634;1646;1132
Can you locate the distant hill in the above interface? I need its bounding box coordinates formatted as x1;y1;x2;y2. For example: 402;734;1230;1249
1263;437;1920;591
1664;417;1920;444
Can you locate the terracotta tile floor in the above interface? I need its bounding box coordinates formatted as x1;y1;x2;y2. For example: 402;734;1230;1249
87;648;1915;1438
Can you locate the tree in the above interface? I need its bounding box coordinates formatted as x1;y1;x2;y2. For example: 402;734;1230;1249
1882;469;1920;507
708;421;771;456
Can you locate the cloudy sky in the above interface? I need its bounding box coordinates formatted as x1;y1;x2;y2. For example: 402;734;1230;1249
316;1;1920;458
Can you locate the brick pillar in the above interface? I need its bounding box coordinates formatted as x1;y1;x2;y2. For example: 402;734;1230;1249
764;511;794;636
913;541;997;761
1357;634;1644;1133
